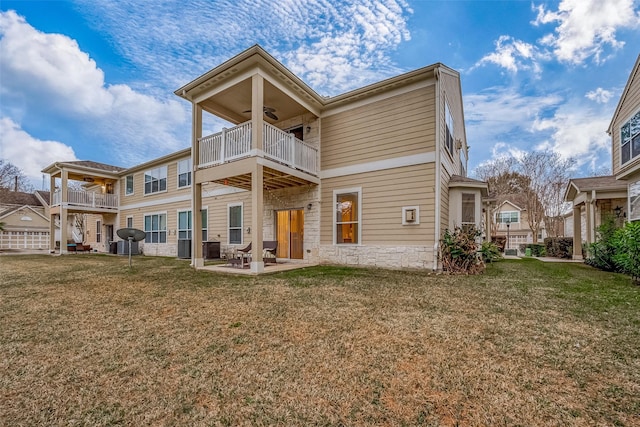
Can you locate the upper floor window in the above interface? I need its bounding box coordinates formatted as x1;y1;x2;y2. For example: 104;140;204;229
177;158;192;188
334;188;361;244
621;110;640;165
445;101;454;154
144;166;167;195
125;175;134;195
496;211;519;224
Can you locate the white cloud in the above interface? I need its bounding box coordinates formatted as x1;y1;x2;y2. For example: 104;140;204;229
533;0;640;65
531;106;611;167
0;117;78;188
585;88;614;104
473;35;545;74
71;0;413;95
0;10;189;166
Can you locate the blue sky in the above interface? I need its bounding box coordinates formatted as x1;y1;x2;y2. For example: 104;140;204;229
1;0;639;189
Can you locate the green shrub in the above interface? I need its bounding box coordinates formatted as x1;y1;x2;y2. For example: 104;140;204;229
544;237;573;258
440;226;484;274
585;215;619;272
523;243;546;257
480;241;502;263
613;221;640;284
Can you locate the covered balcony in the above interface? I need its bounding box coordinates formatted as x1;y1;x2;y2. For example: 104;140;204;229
198;120;318;189
52;188;119;211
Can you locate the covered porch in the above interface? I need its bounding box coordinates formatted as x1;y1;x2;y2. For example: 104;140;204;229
176;46;323;273
564;176;628;260
41;160;125;254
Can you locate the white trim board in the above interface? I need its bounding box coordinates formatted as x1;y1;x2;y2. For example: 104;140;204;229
320;152;436;179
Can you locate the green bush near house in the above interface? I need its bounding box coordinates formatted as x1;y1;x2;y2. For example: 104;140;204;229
612;221;640;284
480;241;502;263
586;215;619;272
544;237;574;259
519;243;546;257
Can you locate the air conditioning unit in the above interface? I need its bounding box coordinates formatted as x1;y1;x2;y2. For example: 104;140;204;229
117;240;139;255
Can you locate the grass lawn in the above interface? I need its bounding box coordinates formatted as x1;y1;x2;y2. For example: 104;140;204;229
1;255;639;426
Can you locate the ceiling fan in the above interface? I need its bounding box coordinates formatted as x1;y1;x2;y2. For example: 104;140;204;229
243;106;278;120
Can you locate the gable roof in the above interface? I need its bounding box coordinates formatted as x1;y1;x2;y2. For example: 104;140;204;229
41;160;125;175
607;54;640;134
0;189;43;207
564;175;627;201
448;175;489;196
0;204;49;222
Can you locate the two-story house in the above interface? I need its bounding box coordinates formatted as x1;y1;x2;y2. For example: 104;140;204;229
565;54;640;259
43;45;487;272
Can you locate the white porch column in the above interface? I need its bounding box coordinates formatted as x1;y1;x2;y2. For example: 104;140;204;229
572;205;583;260
60;169;69;254
250;163;264;273
49;174;56;253
251;74;264;152
191;103;204;268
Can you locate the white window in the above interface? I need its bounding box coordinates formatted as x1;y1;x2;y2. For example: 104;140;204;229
201;208;208;241
630;180;640;222
144;213;167;243
462;193;476;224
178;210;192;240
126;216;133;228
228;203;242;244
334;188;362;244
496;211;519;224
177;158;192;188
96;220;102;243
445;101;454;154
144;166;167;195
125;175;134;195
621;110;640;165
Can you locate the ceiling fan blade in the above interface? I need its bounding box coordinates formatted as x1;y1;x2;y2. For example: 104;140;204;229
265;110;278;120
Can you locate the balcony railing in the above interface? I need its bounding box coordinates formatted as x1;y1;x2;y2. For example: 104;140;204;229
53;189;119;209
198;121;318;176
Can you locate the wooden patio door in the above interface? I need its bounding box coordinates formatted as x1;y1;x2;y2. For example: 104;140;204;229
276;209;304;259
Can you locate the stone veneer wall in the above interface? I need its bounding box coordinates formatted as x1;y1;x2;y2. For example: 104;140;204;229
319;244;436;270
262;185;320;262
139;242;177;257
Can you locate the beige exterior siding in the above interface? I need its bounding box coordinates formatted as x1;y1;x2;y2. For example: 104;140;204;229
612;58;640;176
320;163;436;245
321;86;436;170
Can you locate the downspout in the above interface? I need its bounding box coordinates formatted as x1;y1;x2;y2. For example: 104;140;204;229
433;67;442;271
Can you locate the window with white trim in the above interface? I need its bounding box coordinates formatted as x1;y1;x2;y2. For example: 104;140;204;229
496;211;519;224
445;101;454;154
144;213;167;243
228;204;242;244
178;210;192;240
96;220;102;243
144;166;167;195
177;158;192;188
461;193;476;224
201;208;208;241
334;188;361;244
621;110;640;165
125;175;134;195
126;216;133;228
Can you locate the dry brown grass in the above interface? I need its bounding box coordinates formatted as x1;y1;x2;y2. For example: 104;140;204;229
1;255;639;426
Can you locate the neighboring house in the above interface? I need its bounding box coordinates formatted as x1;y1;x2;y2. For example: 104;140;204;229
491;196;547;253
565;54;640;259
0;189;54;250
42;45;488;271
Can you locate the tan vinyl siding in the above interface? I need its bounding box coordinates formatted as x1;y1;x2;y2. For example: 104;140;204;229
612;65;640;175
440;71;466;176
120;156;191;207
321;86;436;170
203;190;252;246
320;163;436;245
440;169;450;235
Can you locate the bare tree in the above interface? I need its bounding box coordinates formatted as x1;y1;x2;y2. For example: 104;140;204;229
474;150;575;242
0;159;34;192
516;151;575;242
74;213;87;243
